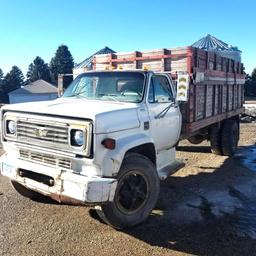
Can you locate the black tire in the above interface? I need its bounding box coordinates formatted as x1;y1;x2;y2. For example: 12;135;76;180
11;180;43;200
209;124;223;155
96;153;160;229
221;119;239;156
188;135;205;145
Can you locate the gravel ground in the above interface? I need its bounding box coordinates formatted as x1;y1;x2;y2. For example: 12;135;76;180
1;123;256;256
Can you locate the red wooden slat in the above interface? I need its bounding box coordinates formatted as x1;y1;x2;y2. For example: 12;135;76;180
93;53;192;64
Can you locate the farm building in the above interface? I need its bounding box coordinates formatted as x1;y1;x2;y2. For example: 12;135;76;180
73;46;115;77
8;79;58;104
192;34;242;62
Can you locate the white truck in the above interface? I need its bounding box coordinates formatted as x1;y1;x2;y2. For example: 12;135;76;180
0;46;245;229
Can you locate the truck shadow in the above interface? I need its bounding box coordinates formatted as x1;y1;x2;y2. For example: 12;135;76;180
177;145;212;153
121;146;256;255
32;195;58;204
31;145;256;255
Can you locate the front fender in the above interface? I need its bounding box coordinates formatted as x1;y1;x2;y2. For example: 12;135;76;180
96;133;155;177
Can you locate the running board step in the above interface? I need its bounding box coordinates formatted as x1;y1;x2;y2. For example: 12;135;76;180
158;160;185;180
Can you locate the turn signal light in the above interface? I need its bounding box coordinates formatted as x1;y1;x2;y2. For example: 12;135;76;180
101;138;116;150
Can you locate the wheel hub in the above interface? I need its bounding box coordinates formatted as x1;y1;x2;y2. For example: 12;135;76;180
116;171;149;214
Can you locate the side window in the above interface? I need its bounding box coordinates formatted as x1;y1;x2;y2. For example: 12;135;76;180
148;76;174;103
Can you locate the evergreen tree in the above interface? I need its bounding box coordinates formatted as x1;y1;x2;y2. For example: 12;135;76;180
50;45;74;88
0;68;4;95
0;68;3;80
251;68;256;83
245;68;256;97
26;56;51;83
0;68;3;88
3;66;25;93
0;68;7;103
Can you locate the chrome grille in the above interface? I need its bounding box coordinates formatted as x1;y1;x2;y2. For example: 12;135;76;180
19;149;71;170
4;112;92;157
17;120;69;145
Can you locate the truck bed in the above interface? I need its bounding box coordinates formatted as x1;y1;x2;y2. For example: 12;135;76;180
92;47;245;137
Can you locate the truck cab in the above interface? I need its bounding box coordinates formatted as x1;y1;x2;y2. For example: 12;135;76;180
0;70;182;228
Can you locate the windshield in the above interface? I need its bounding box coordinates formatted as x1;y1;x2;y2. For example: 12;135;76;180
63;71;145;103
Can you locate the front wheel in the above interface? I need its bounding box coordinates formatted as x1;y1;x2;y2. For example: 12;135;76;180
96;153;160;229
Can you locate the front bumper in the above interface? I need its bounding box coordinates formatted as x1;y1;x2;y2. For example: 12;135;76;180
0;152;117;203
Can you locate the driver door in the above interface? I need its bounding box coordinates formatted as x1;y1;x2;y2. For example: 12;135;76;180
147;74;181;152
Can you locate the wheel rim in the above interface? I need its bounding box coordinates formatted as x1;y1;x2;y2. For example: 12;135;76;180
116;171;149;215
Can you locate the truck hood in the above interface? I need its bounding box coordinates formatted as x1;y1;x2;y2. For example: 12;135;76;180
2;98;142;134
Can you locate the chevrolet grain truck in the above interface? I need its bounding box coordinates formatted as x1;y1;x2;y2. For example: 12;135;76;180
0;46;245;228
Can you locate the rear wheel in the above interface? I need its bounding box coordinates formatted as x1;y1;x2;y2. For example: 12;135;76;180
209;124;223;155
221;119;239;156
11;180;43;200
96;153;159;229
188;135;205;145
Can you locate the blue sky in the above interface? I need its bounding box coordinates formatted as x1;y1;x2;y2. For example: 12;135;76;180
0;0;255;76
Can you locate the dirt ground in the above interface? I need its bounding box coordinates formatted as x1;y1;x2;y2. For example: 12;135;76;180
1;123;256;256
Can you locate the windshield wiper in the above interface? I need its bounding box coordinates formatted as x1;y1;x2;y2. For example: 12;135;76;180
65;89;89;99
98;94;120;102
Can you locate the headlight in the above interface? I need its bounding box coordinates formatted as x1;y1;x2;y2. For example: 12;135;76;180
71;129;85;147
7;120;17;135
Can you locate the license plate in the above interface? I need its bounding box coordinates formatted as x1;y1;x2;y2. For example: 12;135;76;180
1;162;16;177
